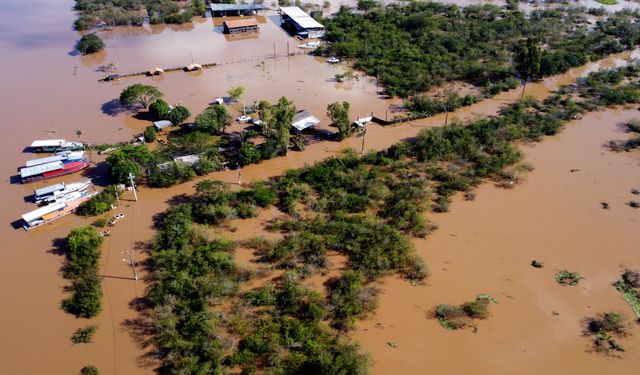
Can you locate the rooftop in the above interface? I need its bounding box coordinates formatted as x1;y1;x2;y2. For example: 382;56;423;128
224;19;259;29
210;4;264;11
292;110;320;131
280;7;324;30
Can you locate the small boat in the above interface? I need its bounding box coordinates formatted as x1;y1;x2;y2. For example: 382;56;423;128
327;57;340;64
20;160;90;183
35;181;91;205
30;139;84;153
22;191;98;230
298;41;320;49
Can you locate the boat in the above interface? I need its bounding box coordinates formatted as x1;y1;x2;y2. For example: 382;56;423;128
327;57;340;64
24;151;85;167
298;41;320;49
34;181;91;204
30;139;85;153
20;160;90;183
22;191;98;230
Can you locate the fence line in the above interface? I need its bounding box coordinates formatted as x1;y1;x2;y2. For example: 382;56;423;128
99;51;308;82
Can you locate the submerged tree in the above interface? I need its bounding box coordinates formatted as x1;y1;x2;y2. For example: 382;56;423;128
119;84;163;109
514;38;541;97
327;101;352;140
76;33;104;54
266;97;296;157
195;105;231;134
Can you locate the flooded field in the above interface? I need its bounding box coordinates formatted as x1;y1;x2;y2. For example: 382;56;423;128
0;0;639;374
354;108;640;374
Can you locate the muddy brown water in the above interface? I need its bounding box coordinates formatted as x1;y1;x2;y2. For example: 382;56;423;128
0;0;639;374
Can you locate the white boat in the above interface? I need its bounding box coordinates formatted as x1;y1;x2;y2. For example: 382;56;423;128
24;151;85;167
35;181;91;204
30;139;84;153
298;41;320;49
22;191;97;230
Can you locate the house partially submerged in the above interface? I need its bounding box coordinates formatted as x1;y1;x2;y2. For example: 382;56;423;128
280;7;325;39
153;120;173;131
148;67;164;76
157;154;201;171
210;3;264;17
185;63;203;71
292;110;320;132
223;18;259;34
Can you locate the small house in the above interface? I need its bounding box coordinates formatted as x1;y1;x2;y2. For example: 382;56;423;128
292;110;320;132
148;67;164;76
185;63;203;71
153;120;173;131
223;19;259;34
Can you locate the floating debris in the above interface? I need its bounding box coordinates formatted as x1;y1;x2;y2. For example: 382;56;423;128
387;342;398;348
531;260;544;268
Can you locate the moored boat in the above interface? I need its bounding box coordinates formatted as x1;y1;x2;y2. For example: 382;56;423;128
20;160;90;183
24;151;85;167
34;180;91;204
22;191;97;230
29;139;84;153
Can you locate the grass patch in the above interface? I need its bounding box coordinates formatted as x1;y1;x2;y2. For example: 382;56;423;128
594;0;618;5
556;270;581;286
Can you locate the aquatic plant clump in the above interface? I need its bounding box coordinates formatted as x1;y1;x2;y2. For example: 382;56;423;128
435;294;497;330
583;312;630;355
556;270;582;286
614;270;640;320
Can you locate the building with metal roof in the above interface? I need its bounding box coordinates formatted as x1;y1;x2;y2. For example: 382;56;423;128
280;7;325;39
210;3;264;17
153;120;174;131
292;110;320;132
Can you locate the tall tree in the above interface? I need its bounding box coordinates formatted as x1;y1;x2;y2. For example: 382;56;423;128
119;84;163;108
227;86;245;102
514;38;541;97
327;101;352;140
195;105;231;134
270;97;296;156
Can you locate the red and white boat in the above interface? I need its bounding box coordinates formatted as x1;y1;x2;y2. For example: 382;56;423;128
20;160;90;183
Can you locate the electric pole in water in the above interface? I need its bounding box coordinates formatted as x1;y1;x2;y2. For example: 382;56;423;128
128;173;138;201
127;250;138;280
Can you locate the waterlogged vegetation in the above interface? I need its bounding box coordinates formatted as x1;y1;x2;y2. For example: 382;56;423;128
583;312;630;355
614;270;640;320
76;33;104;55
435;294;496;330
76;186;119;216
73;0;206;30
609;118;640;152
555;270;582;286
60;227;103;318
137;64;640;371
71;325;98;344
321;3;640;98
142;205;369;374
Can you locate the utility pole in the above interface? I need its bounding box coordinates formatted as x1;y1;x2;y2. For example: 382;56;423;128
127;250;138;280
360;121;366;155
128;173;138;201
273;42;277;58
238;168;242;186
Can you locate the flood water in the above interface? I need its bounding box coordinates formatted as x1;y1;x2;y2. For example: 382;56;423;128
0;1;639;374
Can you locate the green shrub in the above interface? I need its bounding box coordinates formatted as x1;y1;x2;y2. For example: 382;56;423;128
555;270;581;286
71;325;98;344
76;33;104;55
80;365;99;375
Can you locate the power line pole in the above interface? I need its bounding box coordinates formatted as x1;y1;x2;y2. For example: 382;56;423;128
127;250;138;280
128;173;138;201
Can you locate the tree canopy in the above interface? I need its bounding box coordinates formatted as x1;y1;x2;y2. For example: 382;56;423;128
76;33;104;54
195;105;231;134
119;84;163;108
327;101;352;140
